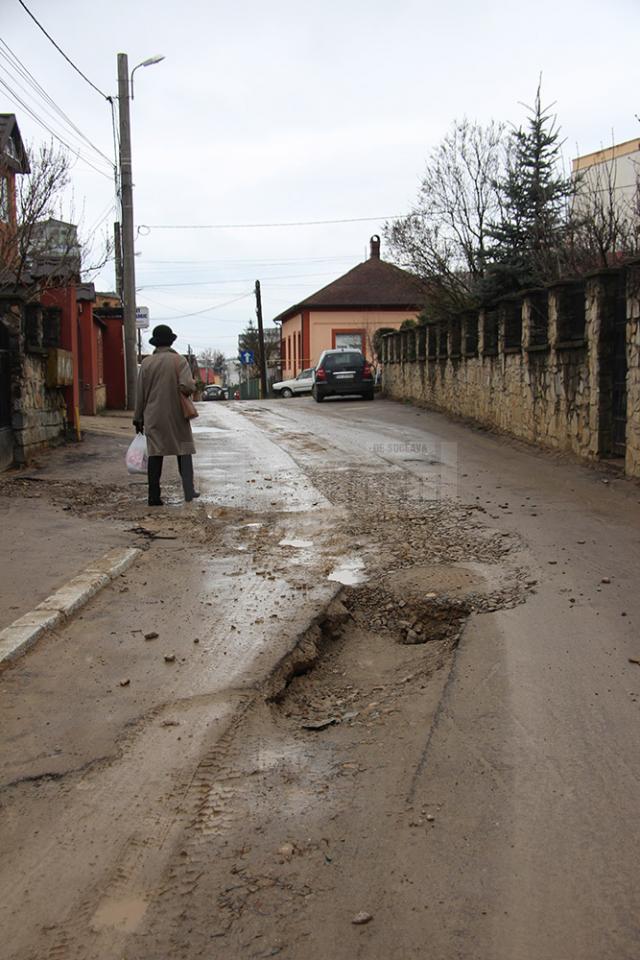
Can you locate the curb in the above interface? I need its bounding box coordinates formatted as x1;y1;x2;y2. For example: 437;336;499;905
0;547;143;667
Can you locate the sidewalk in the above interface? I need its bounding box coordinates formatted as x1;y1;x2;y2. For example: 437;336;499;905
0;425;142;630
80;408;135;439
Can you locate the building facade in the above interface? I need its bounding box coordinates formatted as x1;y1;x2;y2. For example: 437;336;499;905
274;236;425;378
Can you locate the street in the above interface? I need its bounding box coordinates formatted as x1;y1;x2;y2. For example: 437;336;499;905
1;396;639;960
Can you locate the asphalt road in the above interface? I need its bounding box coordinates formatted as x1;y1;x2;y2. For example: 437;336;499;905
238;394;640;959
1;395;639;960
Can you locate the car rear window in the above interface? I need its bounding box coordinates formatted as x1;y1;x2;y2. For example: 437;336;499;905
323;352;363;371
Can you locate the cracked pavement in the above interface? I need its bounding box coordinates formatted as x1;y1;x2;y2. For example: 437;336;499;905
1;397;639;960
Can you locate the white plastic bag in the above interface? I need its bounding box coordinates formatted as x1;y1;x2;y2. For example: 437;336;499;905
126;433;148;474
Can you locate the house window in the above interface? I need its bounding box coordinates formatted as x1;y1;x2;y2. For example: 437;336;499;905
334;331;364;351
483;308;499;356
297;331;302;368
503;300;523;350
528;291;549;347
42;307;61;348
556;284;585;342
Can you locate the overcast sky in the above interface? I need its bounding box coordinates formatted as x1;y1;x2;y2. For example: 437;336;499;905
3;0;639;357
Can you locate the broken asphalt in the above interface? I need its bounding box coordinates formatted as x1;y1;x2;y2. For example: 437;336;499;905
1;398;639;960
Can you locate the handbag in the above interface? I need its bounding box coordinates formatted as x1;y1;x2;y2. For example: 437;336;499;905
174;355;199;420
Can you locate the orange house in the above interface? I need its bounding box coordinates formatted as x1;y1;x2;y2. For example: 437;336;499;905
273;236;425;378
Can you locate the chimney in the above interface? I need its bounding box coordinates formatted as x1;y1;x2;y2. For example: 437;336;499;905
369;234;381;259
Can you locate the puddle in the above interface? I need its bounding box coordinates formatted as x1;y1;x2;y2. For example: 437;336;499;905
279;538;313;549
92;897;148;933
328;556;366;586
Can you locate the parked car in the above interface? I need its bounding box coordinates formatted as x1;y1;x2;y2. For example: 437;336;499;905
202;385;227;401
272;367;314;398
312;349;374;402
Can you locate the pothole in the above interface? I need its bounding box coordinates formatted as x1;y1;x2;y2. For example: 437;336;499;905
382;562;487;599
343;582;470;647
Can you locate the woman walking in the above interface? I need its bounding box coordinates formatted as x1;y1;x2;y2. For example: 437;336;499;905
133;324;199;506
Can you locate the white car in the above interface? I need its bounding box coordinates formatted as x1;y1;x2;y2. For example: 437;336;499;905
272;368;314;398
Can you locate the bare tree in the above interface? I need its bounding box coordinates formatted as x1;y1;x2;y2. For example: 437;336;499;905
1;141;111;297
569;149;640;271
385;118;505;318
197;347;227;382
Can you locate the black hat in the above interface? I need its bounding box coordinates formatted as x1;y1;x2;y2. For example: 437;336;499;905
149;324;177;347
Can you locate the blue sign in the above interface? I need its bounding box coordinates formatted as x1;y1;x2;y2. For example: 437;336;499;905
240;350;255;365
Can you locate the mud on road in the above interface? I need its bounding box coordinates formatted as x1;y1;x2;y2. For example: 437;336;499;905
117;462;531;960
0;409;537;960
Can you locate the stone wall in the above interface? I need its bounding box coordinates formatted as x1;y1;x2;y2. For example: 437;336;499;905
0;297;68;468
626;266;640;478
14;352;66;462
383;266;640;479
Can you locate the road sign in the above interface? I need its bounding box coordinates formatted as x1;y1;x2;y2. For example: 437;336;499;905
136;306;150;330
239;350;254;365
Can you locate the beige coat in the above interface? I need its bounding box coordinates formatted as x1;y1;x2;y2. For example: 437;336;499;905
134;348;196;457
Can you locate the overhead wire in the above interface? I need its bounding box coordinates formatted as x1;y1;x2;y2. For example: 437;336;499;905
139;291;254;320
139;254;358;266
0;39;113;168
0;74;113;180
141;215;409;230
137;271;341;290
85;200;117;239
17;0;110;101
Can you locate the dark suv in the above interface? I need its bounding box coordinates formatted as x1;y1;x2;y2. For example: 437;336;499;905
312;348;374;402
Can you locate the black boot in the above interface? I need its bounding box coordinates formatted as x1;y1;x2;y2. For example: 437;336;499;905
178;454;199;502
147;455;164;505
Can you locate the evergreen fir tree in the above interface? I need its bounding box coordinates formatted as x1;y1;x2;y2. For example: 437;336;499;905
486;83;575;296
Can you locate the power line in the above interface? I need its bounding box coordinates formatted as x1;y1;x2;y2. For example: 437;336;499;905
17;0;109;101
85;201;116;239
0;42;114;168
140;215;409;230
0;74;113;179
139;254;358;266
137;271;341;290
139;291;254;320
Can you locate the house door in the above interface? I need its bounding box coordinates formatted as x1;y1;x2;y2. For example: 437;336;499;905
0;320;13;471
610;280;628;458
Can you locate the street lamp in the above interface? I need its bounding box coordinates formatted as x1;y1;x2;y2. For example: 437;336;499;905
117;52;164;409
130;55;165;100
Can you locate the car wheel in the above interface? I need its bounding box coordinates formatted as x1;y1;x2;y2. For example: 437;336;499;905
312;387;324;403
364;390;374;401
281;388;293;398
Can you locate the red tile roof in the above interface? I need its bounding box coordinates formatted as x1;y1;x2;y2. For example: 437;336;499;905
272;244;425;323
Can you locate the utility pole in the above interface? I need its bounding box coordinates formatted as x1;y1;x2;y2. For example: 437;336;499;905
113;221;123;298
117;53;138;410
254;280;268;399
